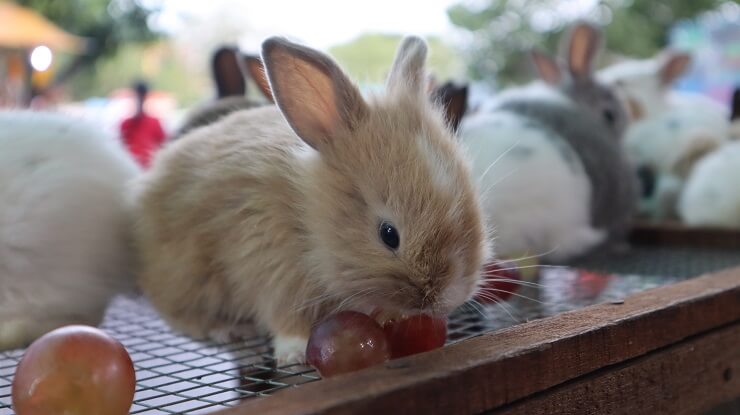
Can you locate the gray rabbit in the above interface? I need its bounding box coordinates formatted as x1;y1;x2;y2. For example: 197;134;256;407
459;22;638;262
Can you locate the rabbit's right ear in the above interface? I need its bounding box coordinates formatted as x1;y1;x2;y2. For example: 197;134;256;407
658;51;691;86
261;37;368;151
212;46;246;98
433;81;468;133
386;36;428;96
243;55;274;102
531;49;562;86
565;22;602;81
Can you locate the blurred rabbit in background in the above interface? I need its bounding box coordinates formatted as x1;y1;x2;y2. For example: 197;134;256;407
599;51;731;220
459;21;637;263
0;111;141;350
173;45;273;139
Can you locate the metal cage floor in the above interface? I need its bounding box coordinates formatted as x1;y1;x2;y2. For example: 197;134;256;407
2;243;740;414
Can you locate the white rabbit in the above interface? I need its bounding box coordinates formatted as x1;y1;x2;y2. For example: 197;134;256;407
598;50;729;124
0;111;140;350
599;51;731;220
460;107;604;262
623;106;728;220
678;141;740;227
459;21;635;263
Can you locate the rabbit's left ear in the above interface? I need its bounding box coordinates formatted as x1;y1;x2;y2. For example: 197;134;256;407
531;49;562;86
658;51;691;86
261;37;368;151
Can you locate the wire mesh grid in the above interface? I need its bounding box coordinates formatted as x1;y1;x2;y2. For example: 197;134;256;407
2;242;740;414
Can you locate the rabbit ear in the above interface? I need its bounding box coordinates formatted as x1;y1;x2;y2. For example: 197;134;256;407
212;46;246;98
566;22;602;80
433;81;468;132
242;54;274;102
386;36;428;95
531;49;562;85
261;37;367;151
658;51;691;86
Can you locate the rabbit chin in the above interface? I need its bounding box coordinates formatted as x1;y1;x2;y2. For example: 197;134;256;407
345;278;476;320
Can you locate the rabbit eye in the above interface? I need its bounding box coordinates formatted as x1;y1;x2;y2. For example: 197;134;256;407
378;221;400;250
603;108;616;126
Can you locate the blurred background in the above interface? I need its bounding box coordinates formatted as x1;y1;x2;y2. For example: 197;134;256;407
0;0;738;136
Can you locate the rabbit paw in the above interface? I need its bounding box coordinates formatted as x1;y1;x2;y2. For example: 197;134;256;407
274;335;308;366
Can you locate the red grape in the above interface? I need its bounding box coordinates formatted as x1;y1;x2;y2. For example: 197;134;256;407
306;311;390;378
383;314;447;358
474;261;522;303
12;325;136;415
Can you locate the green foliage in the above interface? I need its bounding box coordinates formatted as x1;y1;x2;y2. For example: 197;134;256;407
14;0;158;57
329;33;465;86
66;41;207;105
14;0;160;98
447;0;737;85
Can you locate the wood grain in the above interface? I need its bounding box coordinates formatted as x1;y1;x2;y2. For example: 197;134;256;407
630;221;740;248
489;322;740;415
214;267;740;415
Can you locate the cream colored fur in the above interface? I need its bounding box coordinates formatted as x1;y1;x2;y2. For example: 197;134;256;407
133;36;490;364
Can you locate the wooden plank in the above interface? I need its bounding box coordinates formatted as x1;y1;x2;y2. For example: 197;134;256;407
213;267;740;415
489;322;740;415
630;221;740;248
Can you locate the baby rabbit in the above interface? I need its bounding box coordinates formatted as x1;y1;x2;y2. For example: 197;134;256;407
459;22;636;262
133;36;490;364
173;46;273;138
678;140;740;227
598;50;729;124
678;87;740;227
598;51;730;220
0;111;140;350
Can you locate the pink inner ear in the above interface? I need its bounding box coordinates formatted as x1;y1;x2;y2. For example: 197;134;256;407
568;26;598;78
532;52;561;85
660;54;691;85
266;46;341;149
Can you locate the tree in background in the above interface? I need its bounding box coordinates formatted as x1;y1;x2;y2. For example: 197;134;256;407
330;33;465;87
15;0;159;98
447;0;737;85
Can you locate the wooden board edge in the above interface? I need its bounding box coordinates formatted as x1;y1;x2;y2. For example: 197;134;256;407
489;322;740;415
213;267;740;415
630;221;740;248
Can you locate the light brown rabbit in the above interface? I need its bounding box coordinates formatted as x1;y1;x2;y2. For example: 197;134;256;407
133;36;490;364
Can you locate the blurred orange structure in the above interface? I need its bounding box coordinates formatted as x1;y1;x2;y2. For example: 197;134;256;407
0;1;87;107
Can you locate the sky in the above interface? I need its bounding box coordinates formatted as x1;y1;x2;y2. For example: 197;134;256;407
152;0;476;50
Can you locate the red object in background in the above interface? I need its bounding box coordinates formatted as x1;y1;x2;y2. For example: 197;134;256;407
12;325;135;415
575;270;613;298
383;314;447;358
306;311;391;378
474;261;522;303
120;113;166;168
